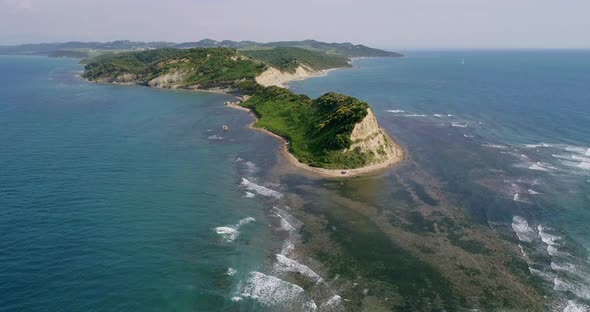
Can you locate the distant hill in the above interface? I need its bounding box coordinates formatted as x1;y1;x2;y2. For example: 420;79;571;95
0;39;401;58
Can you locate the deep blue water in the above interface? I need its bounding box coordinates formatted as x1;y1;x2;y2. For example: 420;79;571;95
1;51;590;311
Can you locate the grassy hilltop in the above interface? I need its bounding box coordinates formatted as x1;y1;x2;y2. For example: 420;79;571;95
83;47;397;169
242;86;379;168
83;48;265;90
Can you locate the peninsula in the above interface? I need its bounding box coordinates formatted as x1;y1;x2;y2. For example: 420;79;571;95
81;43;405;175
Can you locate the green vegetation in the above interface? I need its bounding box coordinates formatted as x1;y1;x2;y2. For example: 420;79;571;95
82;46;386;169
0;39;402;58
241;47;350;72
242;87;377;168
82;48;264;90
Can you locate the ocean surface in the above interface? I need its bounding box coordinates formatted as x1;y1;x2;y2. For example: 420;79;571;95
1;51;589;311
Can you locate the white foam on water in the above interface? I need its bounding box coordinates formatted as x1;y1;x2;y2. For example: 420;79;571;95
578;162;590;170
551;262;590;281
244;191;255;198
279;217;295;232
273;207;303;231
231;296;243;302
321;295;342;309
215;227;239;242
386;109;405;113
304;300;318;312
565;146;590;156
208;135;224;140
451;122;468;128
551;262;577;272
553;154;575;160
237;272;305;306
402;113;426;117
433;113;444;118
563;300;590;312
528;189;542;195
527;162;558;172
529;267;556;283
280;241;295;255
553;277;590;300
214;217;256;242
463;134;475;138
272;207;304;256
241;178;283;198
482;144;509;150
538;225;562;247
237;217;256;226
227;268;237;276
525;143;553;148
275;254;324;284
512;216;536;243
572;155;590;162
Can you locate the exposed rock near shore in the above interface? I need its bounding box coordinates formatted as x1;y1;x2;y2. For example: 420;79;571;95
255;65;328;88
347;108;404;166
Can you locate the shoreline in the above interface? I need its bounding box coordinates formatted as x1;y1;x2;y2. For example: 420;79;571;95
83;65;406;178
225;102;406;178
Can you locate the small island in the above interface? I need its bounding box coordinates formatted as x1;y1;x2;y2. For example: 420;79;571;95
81;43;405;176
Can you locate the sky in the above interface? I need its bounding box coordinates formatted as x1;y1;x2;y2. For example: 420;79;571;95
1;0;589;49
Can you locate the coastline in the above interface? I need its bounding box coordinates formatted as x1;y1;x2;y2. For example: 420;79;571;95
225;101;406;178
83;64;406;178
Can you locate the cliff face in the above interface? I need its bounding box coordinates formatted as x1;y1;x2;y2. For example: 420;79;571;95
147;70;187;89
255;65;323;88
346;108;403;165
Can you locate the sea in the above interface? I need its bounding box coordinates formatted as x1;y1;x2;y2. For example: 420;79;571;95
0;51;589;311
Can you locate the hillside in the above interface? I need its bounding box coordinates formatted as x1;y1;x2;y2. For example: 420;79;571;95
242;47;350;72
81;46;403;171
82;47;352;90
242;87;400;169
82;48;265;91
0;39;402;59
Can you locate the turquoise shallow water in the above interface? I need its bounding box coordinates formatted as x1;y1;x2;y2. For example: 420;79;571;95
1;51;590;311
290;50;590;310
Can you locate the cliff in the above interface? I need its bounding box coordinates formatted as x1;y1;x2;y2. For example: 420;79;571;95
347;109;403;165
255;65;326;88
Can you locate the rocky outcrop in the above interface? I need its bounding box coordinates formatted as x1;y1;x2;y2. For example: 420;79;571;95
346;108;403;165
255;65;325;88
147;70;187;89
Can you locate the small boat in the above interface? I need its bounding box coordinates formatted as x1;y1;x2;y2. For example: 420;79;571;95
223;125;229;131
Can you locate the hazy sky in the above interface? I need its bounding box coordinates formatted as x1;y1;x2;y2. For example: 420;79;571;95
1;0;589;49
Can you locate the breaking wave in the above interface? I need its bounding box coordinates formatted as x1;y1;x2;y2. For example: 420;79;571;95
244;191;255;198
234;271;305;306
275;254;324;284
241;178;283;198
511;216;536;243
208;135;224;140
214;217;256;242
